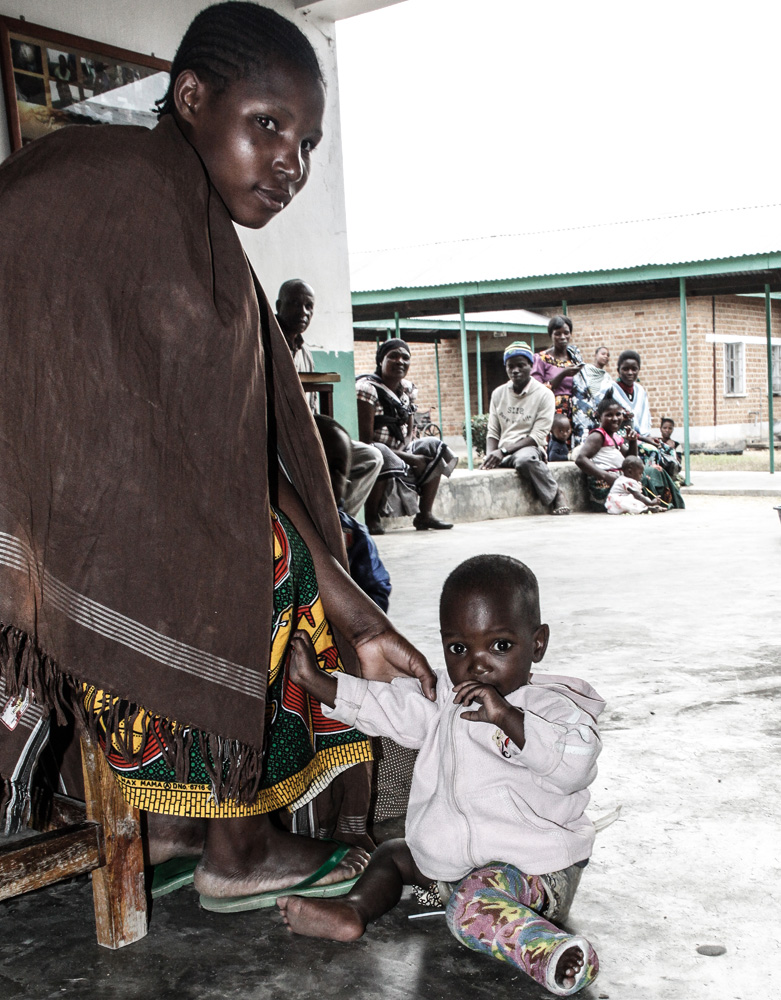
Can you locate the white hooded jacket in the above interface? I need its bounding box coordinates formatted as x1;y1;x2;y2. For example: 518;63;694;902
325;670;605;881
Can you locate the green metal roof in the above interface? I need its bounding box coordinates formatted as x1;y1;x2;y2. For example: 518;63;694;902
352;252;781;322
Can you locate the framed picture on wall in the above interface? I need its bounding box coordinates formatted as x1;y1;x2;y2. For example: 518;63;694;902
0;16;170;151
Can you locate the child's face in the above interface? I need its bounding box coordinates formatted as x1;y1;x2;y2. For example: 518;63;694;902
181;61;325;229
660;421;674;440
551;420;570;443
440;588;549;696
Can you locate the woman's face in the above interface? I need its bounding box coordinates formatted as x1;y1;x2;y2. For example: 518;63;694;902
600;405;624;434
381;347;411;382
551;326;571;350
595;347;610;368
177;61;325;229
618;358;640;384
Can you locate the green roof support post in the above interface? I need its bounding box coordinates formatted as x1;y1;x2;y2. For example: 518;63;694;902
386;326;392;341
434;339;443;434
679;277;692;486
476;330;483;414
561;300;567;316
459;296;474;470
531;332;535;352
765;284;776;473
394;311;400;338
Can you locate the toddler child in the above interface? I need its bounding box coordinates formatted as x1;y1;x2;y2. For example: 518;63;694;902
657;417;683;480
606;455;665;514
547;413;572;462
279;555;604;996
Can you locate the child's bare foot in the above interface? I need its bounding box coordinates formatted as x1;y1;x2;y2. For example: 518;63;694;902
278;895;366;941
556;945;585;990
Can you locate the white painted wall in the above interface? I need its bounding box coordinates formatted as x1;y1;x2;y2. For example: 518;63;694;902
0;0;355;358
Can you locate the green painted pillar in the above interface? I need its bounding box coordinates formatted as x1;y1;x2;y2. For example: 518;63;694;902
531;332;535;353
459;296;473;470
679;277;691;486
386;326;392;341
434;339;443;433
476;330;483;414
561;300;568;316
765;284;776;473
394;311;400;338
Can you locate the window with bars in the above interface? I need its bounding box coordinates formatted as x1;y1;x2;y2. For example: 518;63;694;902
723;342;745;396
773;345;781;395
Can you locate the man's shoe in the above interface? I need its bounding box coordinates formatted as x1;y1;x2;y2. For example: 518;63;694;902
367;519;385;535
413;514;453;531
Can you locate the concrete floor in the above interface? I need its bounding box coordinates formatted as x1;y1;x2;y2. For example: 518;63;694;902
2;495;779;999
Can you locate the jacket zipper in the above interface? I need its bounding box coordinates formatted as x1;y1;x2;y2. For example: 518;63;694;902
449;703;477;870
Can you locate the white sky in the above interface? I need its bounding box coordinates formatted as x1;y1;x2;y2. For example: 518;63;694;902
335;0;781;253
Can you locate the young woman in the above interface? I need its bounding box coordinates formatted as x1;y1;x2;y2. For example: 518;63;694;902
576;396;683;510
530;316;584;420
356;339;457;535
0;3;434;909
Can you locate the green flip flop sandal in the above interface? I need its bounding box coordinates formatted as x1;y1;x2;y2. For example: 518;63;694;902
150;856;200;899
199;840;360;913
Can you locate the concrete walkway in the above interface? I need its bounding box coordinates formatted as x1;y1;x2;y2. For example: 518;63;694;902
1;496;778;999
682;470;781;497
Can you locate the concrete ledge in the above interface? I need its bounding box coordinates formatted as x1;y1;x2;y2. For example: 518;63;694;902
383;462;589;530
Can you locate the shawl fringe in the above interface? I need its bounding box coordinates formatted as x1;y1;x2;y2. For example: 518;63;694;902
1;620;265;806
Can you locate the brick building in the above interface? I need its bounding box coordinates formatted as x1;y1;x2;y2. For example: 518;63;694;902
351;208;781;451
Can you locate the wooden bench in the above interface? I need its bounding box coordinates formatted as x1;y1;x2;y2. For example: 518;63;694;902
0;735;147;949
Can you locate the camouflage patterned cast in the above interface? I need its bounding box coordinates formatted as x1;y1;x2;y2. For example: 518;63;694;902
85;509;372;818
445;863;599;997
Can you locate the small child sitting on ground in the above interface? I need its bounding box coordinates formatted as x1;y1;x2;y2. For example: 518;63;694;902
279;555;604;996
606;455;665;514
547;413;572;462
657;417;683;481
315;414;391;611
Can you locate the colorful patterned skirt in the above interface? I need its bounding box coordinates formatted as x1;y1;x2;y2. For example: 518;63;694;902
84;508;372;818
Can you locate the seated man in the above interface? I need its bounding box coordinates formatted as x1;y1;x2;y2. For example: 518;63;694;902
276;278;382;517
481;342;570;515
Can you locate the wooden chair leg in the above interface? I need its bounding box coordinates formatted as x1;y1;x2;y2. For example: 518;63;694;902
80;736;147;949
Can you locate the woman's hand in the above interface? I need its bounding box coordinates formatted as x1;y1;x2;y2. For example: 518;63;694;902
354;628;437;700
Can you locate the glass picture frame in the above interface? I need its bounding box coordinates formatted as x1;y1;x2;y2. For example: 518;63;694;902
0;15;171;151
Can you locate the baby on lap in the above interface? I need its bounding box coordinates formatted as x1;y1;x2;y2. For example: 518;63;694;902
279;555;604;996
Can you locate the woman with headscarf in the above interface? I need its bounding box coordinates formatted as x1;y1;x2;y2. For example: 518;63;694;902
530;316;584;420
356;339;457;535
570;346;614;447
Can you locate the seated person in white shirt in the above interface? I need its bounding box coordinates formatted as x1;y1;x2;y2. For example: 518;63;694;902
481;342;571;515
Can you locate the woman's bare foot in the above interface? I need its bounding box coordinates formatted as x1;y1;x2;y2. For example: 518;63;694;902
193;814;369;898
277;895;366;941
556;945;585;990
145;813;206;866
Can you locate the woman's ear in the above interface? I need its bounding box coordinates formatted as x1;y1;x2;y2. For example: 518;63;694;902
531;623;550;663
172;69;206;124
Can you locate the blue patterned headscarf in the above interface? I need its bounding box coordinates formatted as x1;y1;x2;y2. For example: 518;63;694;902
503;341;534;364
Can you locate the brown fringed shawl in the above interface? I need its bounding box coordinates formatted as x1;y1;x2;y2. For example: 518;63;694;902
0;116;349;803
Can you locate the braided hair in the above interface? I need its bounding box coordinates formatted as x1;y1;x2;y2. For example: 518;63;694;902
157;2;324;118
